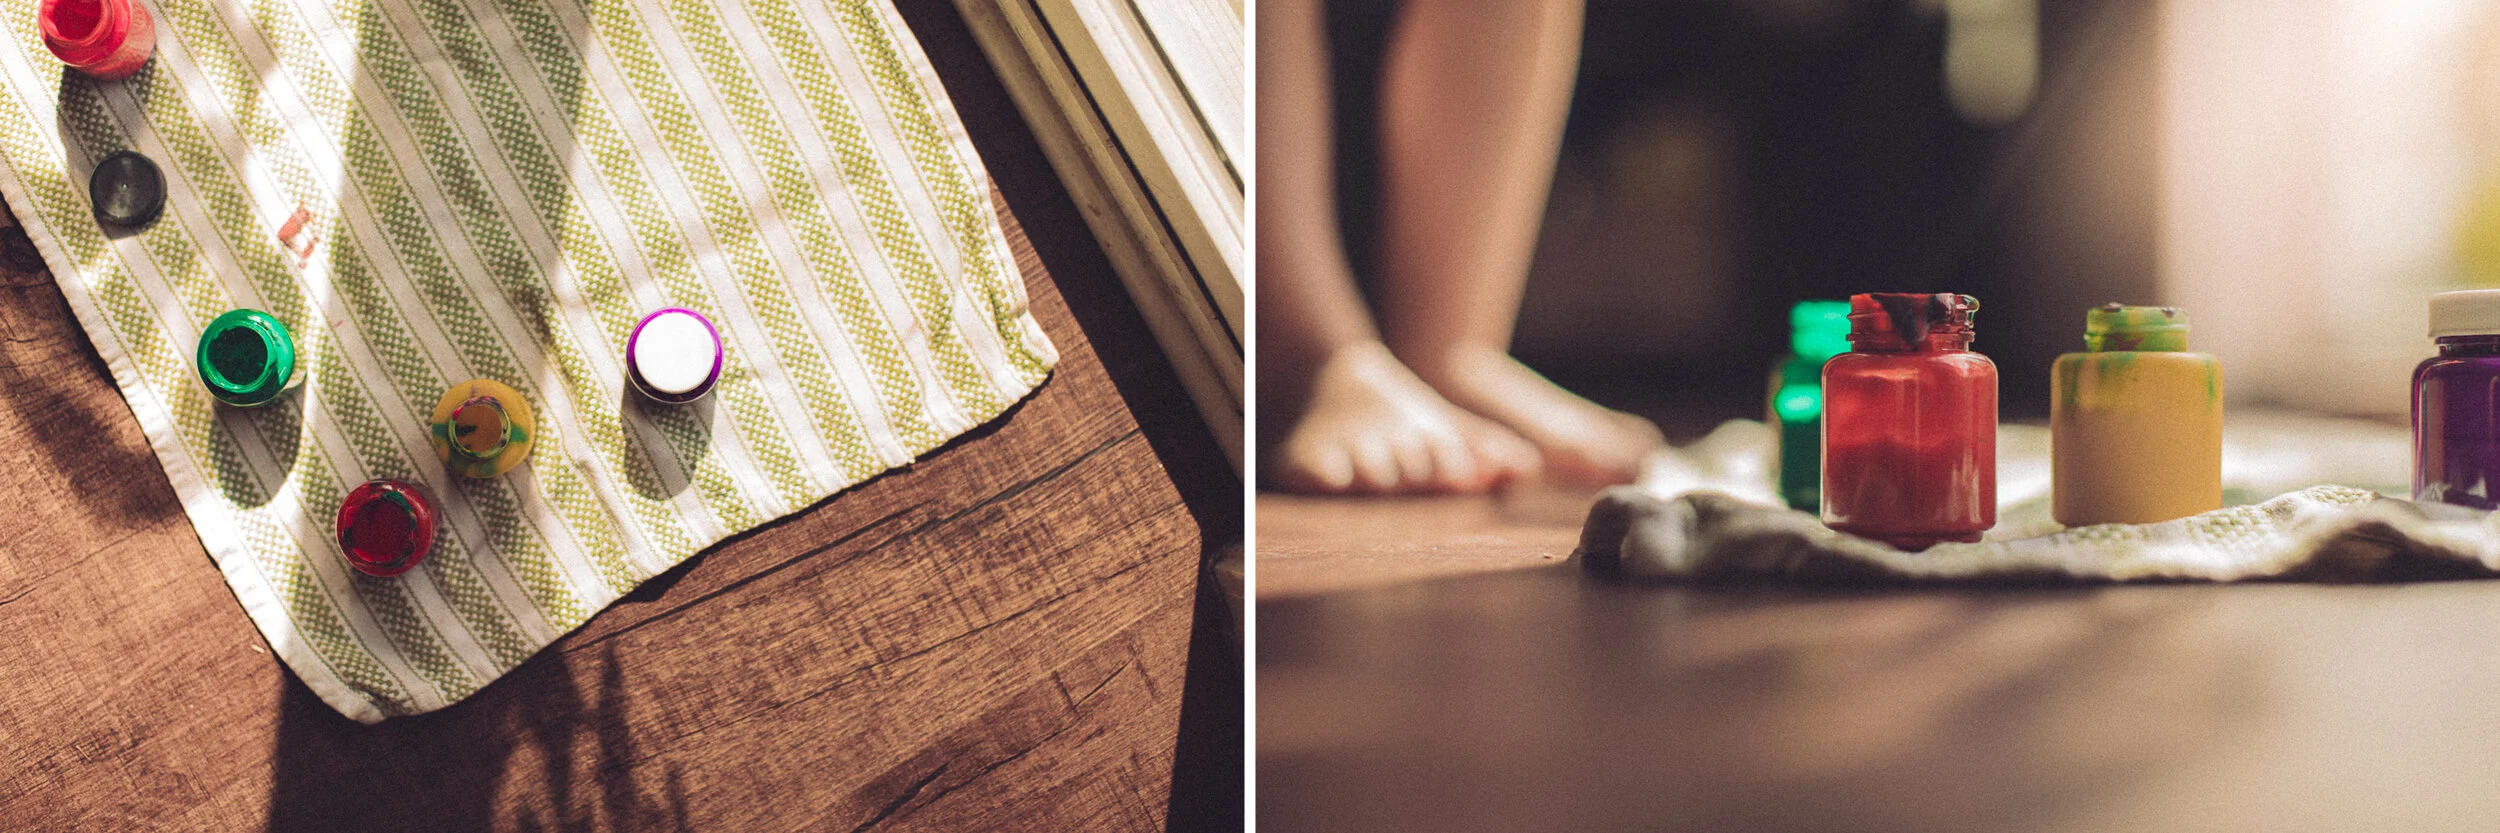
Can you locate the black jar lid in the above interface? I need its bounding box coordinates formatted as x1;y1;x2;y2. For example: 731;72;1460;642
89;149;163;229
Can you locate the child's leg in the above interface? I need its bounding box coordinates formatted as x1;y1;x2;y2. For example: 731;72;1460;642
1258;0;1539;494
1373;0;1663;485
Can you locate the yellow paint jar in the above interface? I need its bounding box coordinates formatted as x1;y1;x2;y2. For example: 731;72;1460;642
2051;305;2223;526
429;378;536;478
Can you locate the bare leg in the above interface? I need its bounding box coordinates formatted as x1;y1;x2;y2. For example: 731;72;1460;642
1374;0;1664;485
1257;0;1539;494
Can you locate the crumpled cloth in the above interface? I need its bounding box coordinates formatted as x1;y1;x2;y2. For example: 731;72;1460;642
1577;414;2500;583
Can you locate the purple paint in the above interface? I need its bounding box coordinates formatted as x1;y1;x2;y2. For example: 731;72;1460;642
2415;291;2500;509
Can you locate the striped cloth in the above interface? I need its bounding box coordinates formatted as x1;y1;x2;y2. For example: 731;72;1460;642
0;0;1055;721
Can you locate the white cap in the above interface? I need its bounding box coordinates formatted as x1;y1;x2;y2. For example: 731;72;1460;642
632;311;721;394
2431;290;2500;338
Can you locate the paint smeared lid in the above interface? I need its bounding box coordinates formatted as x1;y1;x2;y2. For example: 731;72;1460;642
448;396;515;461
89;149;161;228
196;308;298;407
429;378;536;478
336;479;437;577
2084;304;2189;352
1846;293;1979;349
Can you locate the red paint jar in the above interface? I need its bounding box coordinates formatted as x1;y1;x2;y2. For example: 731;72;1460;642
40;0;154;80
335;479;439;577
1821;293;1997;549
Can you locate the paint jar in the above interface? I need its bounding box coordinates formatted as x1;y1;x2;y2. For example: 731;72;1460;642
1769;300;1849;512
430;378;536;478
626;307;723;403
2411;290;2500;509
336;479;437;577
2051;305;2223;526
38;0;154;80
1821;293;1997;549
196;309;302;407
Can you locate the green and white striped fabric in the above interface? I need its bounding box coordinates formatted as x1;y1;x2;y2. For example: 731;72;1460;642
0;0;1055;722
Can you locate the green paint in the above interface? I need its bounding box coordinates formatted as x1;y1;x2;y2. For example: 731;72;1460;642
1772;300;1845;511
2084;304;2189;352
2059;307;2228;409
1776;412;1820;511
207;325;264;385
1790;299;1850;360
196;308;296;406
1773;385;1821;422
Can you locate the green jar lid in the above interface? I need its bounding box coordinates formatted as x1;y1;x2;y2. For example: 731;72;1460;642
1789;300;1851;360
2083;304;2189;352
196;309;298;406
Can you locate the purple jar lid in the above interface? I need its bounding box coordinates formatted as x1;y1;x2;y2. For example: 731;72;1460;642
627;307;723;403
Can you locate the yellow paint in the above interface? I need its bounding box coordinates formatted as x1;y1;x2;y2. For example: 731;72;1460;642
2051;352;2222;526
429;378;537;478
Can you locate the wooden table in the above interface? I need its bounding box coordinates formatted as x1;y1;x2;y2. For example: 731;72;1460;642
0;4;1241;829
1259;493;2500;833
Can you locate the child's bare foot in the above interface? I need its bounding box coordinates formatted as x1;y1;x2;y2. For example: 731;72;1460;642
1408;344;1667;486
1272;342;1542;494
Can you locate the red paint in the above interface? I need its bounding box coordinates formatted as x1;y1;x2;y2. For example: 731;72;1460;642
1821;293;1997;549
39;0;153;80
335;480;438;577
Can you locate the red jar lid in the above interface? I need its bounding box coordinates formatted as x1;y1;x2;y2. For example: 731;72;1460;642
336;479;438;577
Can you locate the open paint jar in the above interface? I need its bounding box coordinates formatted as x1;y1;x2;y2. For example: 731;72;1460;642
38;0;155;80
429;378;536;478
626;307;723;403
196;308;301;407
335;479;437;577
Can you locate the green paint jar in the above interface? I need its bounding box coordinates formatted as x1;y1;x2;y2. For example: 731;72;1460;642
195;308;301;407
1770;300;1850;511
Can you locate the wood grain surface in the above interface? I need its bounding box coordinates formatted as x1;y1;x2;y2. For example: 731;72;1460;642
0;4;1243;829
1258;493;2500;833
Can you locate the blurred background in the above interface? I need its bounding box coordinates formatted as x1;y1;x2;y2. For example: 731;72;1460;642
1303;0;2500;440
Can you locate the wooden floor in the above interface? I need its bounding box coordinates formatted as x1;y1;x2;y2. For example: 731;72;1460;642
1259;493;2500;833
0;4;1241;830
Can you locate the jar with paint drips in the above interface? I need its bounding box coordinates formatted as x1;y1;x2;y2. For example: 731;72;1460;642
336;479;437;577
1820;293;1997;549
196;309;302;407
39;0;154;80
430;379;536;478
2051;304;2222;526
